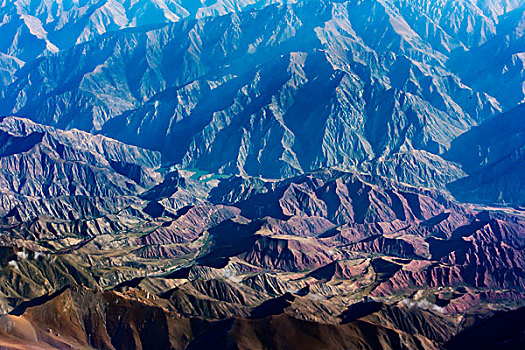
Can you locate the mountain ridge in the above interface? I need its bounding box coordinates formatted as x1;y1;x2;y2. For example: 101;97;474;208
0;1;523;348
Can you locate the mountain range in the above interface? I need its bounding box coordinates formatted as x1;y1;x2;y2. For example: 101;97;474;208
1;0;524;206
0;0;524;349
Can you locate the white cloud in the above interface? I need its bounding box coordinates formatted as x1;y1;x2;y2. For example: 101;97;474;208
16;250;28;260
8;260;19;270
401;299;445;314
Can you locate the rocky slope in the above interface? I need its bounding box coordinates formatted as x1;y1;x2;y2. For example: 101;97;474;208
0;155;522;348
445;104;525;207
1;0;523;206
0;0;523;348
0;0;292;63
449;4;525;109
0;115;164;226
0;0;505;180
0;285;463;350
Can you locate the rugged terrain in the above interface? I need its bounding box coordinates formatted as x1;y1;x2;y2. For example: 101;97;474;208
0;0;523;349
0;117;521;349
1;0;524;206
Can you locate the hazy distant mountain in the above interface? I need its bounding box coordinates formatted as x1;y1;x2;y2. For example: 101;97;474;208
1;0;508;182
1;1;523;206
0;0;292;62
0;1;524;349
449;3;525;109
446;104;525;207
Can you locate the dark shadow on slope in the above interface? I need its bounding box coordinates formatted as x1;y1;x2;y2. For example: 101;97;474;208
197;219;263;268
250;292;296;319
10;285;70;316
339;300;384;324
446;307;525;350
